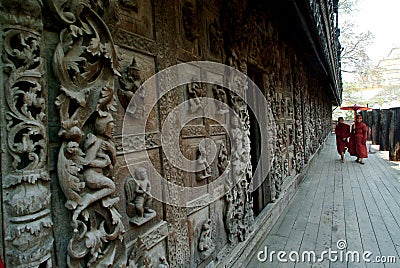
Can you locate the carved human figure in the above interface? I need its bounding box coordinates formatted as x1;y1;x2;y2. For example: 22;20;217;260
130;86;146;119
188;82;202;113
209;18;223;57
182;0;199;41
217;141;229;175
125;167;155;223
72;113;117;224
198;219;215;259
213;85;228;114
196;145;212;180
118;58;143;112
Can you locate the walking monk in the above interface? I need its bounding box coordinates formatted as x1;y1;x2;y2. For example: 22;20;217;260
335;117;350;163
348;114;368;164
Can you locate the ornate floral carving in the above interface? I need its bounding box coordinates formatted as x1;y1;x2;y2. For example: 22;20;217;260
1;0;54;266
52;1;126;266
114;29;158;56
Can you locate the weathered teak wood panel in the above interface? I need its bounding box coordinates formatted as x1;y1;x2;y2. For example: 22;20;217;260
0;0;341;267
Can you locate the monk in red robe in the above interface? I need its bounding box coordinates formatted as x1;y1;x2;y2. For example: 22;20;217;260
335;117;350;163
348;114;368;164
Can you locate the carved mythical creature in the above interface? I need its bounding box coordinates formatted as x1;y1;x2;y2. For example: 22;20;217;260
58;138;86;210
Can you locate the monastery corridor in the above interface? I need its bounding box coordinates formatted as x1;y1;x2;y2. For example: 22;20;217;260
248;135;400;268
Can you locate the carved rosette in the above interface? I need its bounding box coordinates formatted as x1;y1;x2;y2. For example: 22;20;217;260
50;1;127;266
0;0;54;266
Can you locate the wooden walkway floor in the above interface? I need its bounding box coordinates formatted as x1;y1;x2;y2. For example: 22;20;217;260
248;134;400;268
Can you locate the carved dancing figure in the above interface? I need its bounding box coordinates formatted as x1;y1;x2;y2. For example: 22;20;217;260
125;167;156;225
118;57;143;111
72;113;117;224
188;82;202;113
197;145;212;180
198;219;215;259
213;85;228;114
217;141;229;175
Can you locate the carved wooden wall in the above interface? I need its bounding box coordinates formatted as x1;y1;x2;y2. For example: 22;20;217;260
0;0;336;267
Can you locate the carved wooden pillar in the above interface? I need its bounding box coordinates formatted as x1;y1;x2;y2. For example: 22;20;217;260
48;1;127;266
0;0;55;266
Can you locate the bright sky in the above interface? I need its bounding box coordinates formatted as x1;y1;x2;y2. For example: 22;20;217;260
354;0;400;65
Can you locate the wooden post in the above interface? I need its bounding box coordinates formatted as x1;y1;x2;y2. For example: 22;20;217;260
389;107;400;161
379;109;390;151
371;109;380;145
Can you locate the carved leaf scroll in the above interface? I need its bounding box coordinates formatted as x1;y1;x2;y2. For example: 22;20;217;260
51;1;127;266
1;0;54;266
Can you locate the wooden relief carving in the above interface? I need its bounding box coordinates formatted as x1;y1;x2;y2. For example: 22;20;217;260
213;85;229;114
209;18;224;59
187;81;204;113
182;0;199;42
50;1;127;266
125;167;156;225
196;145;212;181
198;219;215;260
225;107;254;243
1;0;54;266
118;57;145;117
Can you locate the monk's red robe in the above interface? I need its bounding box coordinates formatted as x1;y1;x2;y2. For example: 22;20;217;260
348;122;368;158
335;123;350;154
